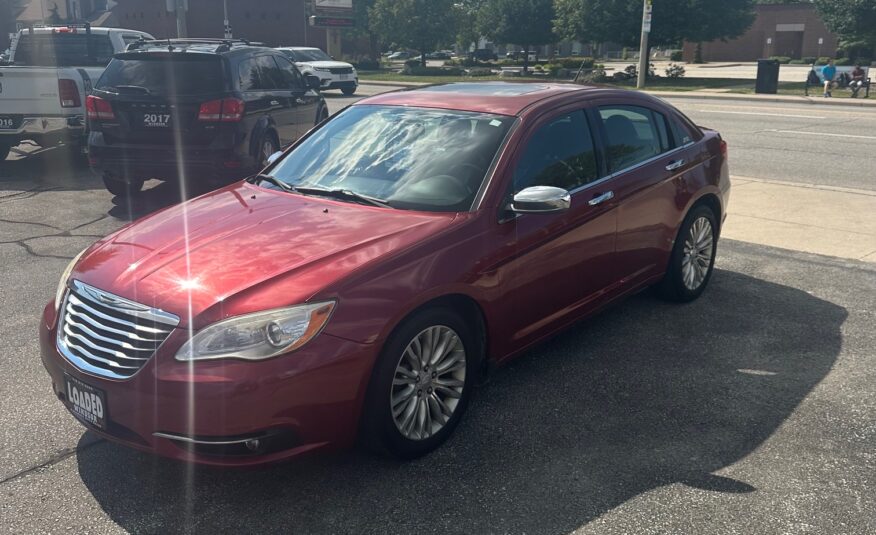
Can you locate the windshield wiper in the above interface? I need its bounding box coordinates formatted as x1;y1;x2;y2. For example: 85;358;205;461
248;173;293;192
293;186;391;208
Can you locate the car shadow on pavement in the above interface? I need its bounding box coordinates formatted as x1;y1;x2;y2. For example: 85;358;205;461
75;268;846;534
107;179;229;221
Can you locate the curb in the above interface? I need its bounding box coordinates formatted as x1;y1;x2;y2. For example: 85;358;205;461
360;80;427;88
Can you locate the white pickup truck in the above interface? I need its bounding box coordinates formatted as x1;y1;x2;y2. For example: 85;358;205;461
0;25;153;160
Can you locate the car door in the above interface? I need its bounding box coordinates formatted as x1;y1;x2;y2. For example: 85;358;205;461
254;55;298;146
491;106;619;353
274;55;320;139
592;101;695;286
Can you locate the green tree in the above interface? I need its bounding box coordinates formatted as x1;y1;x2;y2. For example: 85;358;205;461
813;0;876;58
478;0;556;73
345;0;380;61
370;0;458;66
455;0;487;52
554;0;755;71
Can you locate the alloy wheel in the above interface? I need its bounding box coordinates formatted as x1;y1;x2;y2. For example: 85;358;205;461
390;325;466;441
260;138;276;167
681;216;714;290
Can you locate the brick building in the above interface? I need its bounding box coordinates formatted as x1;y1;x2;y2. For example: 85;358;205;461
108;0;328;48
683;4;838;62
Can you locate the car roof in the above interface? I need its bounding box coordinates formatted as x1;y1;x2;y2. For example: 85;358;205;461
356;82;601;116
278;47;321;51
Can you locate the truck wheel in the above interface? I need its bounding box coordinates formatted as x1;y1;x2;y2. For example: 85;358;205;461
0;143;13;161
102;173;144;198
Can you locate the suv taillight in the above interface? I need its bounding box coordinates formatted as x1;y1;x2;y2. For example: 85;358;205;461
86;95;115;120
58;79;80;108
198;98;245;122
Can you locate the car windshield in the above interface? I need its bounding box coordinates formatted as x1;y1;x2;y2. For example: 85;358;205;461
96;55;227;96
286;48;332;62
269;105;514;212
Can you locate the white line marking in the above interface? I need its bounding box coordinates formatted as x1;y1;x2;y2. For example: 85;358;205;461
767;129;876;140
697;110;824;119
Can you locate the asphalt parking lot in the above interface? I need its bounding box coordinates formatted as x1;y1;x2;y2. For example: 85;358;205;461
1;86;875;534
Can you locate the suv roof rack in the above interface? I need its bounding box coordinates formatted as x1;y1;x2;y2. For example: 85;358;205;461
125;38;264;53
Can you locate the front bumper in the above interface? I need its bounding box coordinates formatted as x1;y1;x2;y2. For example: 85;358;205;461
39;301;376;466
315;74;358;91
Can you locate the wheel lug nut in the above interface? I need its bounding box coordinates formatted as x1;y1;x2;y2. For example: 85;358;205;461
428;387;433;394
431;372;436;378
417;390;422;396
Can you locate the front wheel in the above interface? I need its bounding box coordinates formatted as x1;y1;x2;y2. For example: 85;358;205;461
361;308;479;459
102;173;144;198
341;85;357;96
657;204;718;302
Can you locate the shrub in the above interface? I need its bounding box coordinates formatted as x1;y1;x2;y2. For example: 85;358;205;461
815;57;831;65
835;57;852;66
467;67;493;77
403;66;464;76
801;56;816;64
621;47;630;60
769;56;792;64
557;56;594;69
670;50;683;61
664;63;686;78
460;57;492;68
353;59;380;70
788;59;805;64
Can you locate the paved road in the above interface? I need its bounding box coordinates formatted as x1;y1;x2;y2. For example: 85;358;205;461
2;84;875;533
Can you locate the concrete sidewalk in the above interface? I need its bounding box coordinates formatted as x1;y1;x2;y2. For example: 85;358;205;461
724;176;876;263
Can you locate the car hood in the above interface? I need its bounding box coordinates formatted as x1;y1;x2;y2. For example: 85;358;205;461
297;60;354;70
72;182;456;327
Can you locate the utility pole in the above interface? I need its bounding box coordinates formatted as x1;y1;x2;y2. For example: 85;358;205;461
175;0;187;38
636;0;652;89
223;0;232;38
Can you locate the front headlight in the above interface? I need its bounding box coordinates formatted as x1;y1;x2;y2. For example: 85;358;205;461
55;248;87;312
175;301;336;362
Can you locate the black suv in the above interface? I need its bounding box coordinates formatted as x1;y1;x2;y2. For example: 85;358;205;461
87;39;327;196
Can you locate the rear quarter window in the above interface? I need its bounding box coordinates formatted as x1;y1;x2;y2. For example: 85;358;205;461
97;55;228;95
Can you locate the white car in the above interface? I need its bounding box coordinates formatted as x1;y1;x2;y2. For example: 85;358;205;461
276;47;358;95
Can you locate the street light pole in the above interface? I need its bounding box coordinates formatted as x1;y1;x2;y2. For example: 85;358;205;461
223;0;232;38
175;0;187;38
636;0;652;89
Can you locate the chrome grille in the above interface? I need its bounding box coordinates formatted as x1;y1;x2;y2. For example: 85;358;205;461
57;280;179;379
329;67;353;75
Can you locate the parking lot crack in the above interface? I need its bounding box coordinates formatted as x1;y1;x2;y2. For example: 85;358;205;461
0;218;64;231
0;439;104;486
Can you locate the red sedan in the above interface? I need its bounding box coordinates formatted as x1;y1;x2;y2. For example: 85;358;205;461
40;82;730;465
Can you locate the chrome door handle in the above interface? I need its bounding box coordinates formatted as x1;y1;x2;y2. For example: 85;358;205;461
588;191;614;206
665;159;686;171
270;100;280;106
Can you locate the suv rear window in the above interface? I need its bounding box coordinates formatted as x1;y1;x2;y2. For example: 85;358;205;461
13;33;114;66
97;55;227;96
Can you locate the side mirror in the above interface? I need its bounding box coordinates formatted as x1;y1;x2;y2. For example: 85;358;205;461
305;74;321;90
508;186;570;214
266;151;283;165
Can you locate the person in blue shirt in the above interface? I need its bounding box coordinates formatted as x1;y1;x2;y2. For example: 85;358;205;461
822;59;837;97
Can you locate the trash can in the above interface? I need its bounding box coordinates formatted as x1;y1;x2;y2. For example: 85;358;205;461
755;59;780;94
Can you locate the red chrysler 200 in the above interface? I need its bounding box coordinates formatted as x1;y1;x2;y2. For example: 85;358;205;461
40;83;730;465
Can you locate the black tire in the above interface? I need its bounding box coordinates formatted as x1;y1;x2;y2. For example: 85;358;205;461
0;142;13;161
657;204;719;302
102;173;144;198
361;307;480;459
257;131;279;169
315;105;329;125
341;85;357;96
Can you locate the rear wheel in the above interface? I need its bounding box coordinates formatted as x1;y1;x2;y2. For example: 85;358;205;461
102;173;144;198
657;204;718;302
362;307;479;459
0;142;13;160
258;132;279;168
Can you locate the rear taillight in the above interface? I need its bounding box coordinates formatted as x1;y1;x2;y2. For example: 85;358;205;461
86;95;115;120
58;79;80;108
198;98;245;122
720;139;728;158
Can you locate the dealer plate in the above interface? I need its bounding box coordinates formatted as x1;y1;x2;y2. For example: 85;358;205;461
64;373;107;430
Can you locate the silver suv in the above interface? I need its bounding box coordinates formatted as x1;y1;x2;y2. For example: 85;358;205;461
277;47;358;95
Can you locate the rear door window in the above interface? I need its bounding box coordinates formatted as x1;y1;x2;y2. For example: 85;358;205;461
274;56;304;91
255;55;284;90
13;33;114;66
597;105;666;173
97;55;227;95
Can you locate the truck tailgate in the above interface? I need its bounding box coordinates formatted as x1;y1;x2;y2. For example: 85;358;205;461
0;67;86;117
